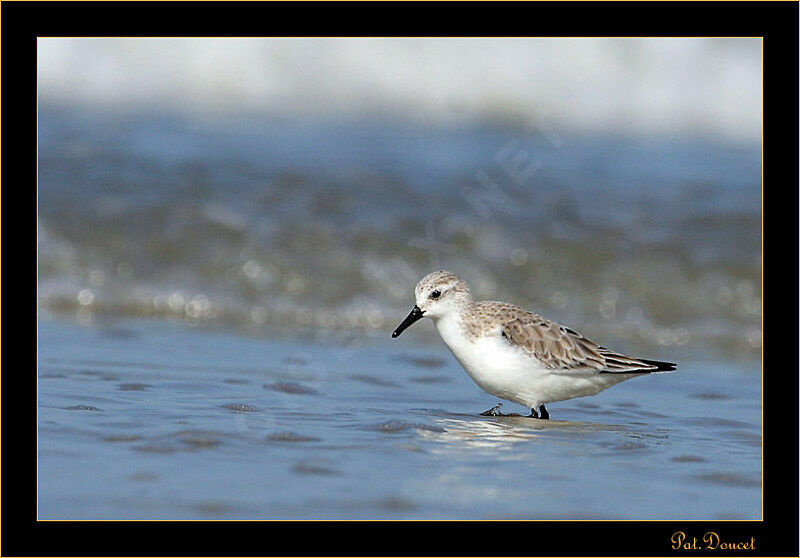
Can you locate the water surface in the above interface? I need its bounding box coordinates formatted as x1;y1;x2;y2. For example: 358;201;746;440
37;110;761;360
37;92;761;520
38;318;761;520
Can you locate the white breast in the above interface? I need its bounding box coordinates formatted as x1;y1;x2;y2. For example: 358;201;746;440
434;315;542;404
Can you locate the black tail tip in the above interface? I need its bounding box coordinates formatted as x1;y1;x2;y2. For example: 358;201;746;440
640;359;677;372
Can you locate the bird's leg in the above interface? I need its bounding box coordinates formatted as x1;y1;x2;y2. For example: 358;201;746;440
528;407;539;419
480;403;504;416
538;404;550;420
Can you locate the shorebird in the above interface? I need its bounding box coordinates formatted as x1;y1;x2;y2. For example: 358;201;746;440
391;270;675;419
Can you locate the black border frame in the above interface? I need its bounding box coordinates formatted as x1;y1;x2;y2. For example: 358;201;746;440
4;1;797;556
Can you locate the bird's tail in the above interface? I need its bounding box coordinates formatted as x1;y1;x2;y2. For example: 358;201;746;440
637;358;677;373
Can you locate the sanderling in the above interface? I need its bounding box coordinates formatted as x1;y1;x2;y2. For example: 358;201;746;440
391;270;675;419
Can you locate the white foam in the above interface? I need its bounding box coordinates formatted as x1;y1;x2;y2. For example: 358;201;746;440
38;38;761;141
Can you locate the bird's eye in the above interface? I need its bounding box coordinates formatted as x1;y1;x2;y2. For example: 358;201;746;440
430;290;441;299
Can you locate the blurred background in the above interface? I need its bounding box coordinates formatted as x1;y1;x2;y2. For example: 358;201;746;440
38;38;762;359
37;38;763;521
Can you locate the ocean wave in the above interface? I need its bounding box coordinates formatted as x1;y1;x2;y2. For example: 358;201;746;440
37;110;761;358
38;38;761;141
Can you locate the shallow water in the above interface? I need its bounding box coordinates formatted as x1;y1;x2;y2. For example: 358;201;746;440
38;318;761;520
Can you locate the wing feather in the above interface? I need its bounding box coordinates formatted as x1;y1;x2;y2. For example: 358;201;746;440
464;300;674;373
500;315;661;373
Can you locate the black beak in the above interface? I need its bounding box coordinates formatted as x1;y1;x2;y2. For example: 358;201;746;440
391;306;424;338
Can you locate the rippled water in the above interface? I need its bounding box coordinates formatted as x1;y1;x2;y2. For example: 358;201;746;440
37;108;761;360
37;100;761;520
38;319;761;520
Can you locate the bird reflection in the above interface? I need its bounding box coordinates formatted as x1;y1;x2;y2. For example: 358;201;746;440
416;415;624;452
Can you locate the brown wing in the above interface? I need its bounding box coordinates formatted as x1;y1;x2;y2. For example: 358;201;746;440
501;316;660;373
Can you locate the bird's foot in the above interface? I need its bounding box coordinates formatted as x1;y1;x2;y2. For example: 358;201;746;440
529;404;550;419
538;404;550;420
480;403;504;417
